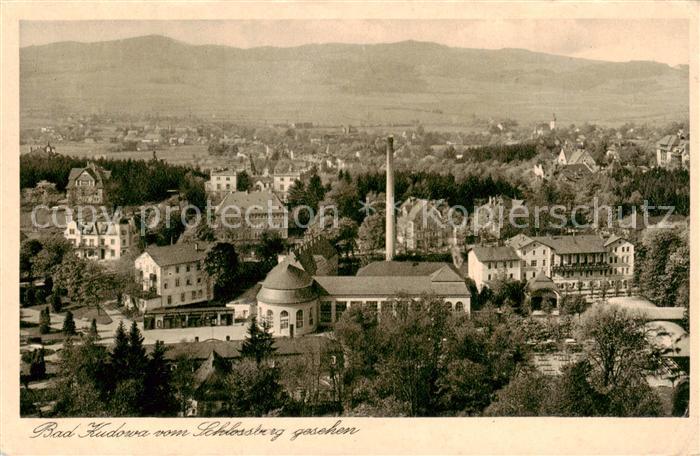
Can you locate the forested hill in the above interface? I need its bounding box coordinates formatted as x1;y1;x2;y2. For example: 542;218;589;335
20;35;688;125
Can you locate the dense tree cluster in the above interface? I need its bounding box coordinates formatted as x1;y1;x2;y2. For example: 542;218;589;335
334;297;529;416
609;167;690;217
20;154;206;207
635;227;689;309
485;305;665;417
322;170;521;226
53;322;178;417
460;143;538;163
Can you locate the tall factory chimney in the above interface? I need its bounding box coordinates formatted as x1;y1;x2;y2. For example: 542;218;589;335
385;136;395;261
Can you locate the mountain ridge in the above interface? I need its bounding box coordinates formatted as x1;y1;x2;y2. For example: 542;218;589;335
20;35;679;68
20;35;688;125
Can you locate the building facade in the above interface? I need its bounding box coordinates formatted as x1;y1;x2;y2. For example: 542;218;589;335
469;234;635;295
656;134;689;170
206;169;238;195
556;145;598;171
272;160;311;201
396;198;450;252
66;162;112;205
472;195;525;240
133;243;214;311
256;259;471;337
468;245;523;290
64;215;136;261
214;190;288;242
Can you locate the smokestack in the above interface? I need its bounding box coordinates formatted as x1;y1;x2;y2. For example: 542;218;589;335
386;136;395;261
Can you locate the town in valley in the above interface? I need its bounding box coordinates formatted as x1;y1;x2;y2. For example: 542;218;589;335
18;31;690;419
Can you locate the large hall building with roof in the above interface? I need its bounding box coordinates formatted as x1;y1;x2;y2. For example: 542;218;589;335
256;256;472;338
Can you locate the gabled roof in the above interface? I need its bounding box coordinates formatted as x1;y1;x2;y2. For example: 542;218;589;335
604;234;628;246
66;163;111;189
142;242;211;267
314;275;470;298
527;271;558;293
290;236;338;276
316;260;469;298
532;235;607;254
559;163;594;181
155;336;336;362
357;261;449;277
193;349;229;390
215;190;284;213
429;265;465;282
470;245;520;262
507;233;535;250
656;135;679;150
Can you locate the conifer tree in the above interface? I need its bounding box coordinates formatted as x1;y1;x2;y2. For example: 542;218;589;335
88;318;99;340
127;321;147;378
110;321;130;381
62;310;76;336
39;306;51;334
142;341;176;416
240;316;277;365
50;291;62;313
29;348;46;380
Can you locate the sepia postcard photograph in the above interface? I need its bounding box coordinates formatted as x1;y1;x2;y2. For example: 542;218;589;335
1;2;699;455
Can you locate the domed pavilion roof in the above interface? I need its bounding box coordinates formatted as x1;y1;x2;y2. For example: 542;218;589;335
527;271;558;293
257;261;317;305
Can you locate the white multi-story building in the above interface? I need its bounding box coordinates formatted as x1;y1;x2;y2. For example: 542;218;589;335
468;245;522;291
469;234;635;294
272;160;311;201
206;169;238;195
63;215;136;261
133;242;214;311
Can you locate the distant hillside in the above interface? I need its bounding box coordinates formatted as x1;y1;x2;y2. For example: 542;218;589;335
20;35;689;125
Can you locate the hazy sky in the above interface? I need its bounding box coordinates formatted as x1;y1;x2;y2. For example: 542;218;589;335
20;19;689;66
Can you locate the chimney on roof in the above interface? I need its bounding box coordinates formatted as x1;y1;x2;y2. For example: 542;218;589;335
386;136;395;261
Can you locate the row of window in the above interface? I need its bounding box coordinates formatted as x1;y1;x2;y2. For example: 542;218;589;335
163;276;202;289
70;236;127;246
488;261;517;269
557;279;629;290
165;289;205;305
264;308;313;331
171;263;201;274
